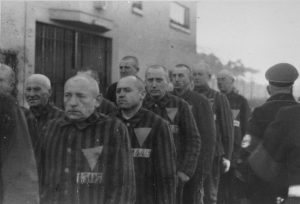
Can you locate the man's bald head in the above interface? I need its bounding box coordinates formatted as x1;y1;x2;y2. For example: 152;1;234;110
65;75;100;97
26;74;51;90
0;63;16;95
118;75;145;92
25;74;52;107
193;62;212;86
64;75;100;121
116;75;146;113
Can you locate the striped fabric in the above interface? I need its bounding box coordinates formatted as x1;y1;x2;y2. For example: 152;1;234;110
111;108;177;204
194;85;234;160
38;112;135;204
29;103;64;133
143;93;201;178
225;91;250;164
176;90;216;175
21;107;40;148
96;98;117;115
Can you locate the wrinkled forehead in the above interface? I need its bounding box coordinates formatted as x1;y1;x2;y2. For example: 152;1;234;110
172;66;189;75
26;78;49;89
146;68;168;79
119;59;136;68
65;78;96;96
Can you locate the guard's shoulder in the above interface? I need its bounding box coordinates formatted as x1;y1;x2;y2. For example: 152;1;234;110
276;105;300;121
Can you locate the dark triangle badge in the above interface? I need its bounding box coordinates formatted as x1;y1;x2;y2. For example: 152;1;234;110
166;108;178;122
134;128;151;147
82;146;103;171
231;109;240;119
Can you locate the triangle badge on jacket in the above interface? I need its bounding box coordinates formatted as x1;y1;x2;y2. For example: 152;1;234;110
134;128;151;147
82;146;103;171
231;109;240;119
166;108;178;122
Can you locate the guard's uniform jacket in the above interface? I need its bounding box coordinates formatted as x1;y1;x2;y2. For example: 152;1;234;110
96;98;117;115
173;89;216;204
38;112;135;204
194;85;234;160
143;93;201;178
105;82;117;104
29;103;64;133
244;93;297;203
111;108;177;204
225;91;250;165
247;93;298;149
249;105;300;204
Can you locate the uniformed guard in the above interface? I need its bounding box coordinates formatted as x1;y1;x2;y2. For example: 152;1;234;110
244;63;299;204
171;64;216;204
193;62;234;204
112;75;177;204
249;105;300;204
216;70;250;204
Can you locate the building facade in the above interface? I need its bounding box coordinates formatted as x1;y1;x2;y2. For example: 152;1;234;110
0;1;198;106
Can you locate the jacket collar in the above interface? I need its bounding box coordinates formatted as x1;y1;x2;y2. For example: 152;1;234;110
29;102;53;119
266;93;295;102
60;111;102;130
194;84;211;94
144;92;172;108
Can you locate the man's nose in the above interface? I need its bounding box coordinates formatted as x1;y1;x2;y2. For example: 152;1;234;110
68;96;78;106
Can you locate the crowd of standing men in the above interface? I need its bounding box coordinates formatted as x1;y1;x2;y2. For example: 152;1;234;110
0;56;299;204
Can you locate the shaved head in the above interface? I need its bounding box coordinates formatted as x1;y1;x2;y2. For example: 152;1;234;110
65;75;99;97
25;74;52;107
64;75;100;121
26;74;51;90
118;75;145;92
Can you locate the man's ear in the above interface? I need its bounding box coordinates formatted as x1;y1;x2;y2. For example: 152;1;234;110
266;85;271;95
140;90;146;100
95;94;103;108
48;88;52;96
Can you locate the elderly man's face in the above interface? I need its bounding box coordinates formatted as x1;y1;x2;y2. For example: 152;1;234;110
116;77;145;111
25;80;51;107
64;78;99;121
145;68;169;99
0;68;14;95
217;75;234;93
119;59;138;78
193;69;210;86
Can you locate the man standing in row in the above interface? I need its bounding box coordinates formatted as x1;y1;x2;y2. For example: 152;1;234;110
38;75;135;204
171;64;216;204
143;65;201;204
105;56;139;103
216;70;250;204
25;74;64;133
112;75;177;204
193;63;234;204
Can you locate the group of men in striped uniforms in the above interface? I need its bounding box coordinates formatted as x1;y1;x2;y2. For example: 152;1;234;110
1;57;300;204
